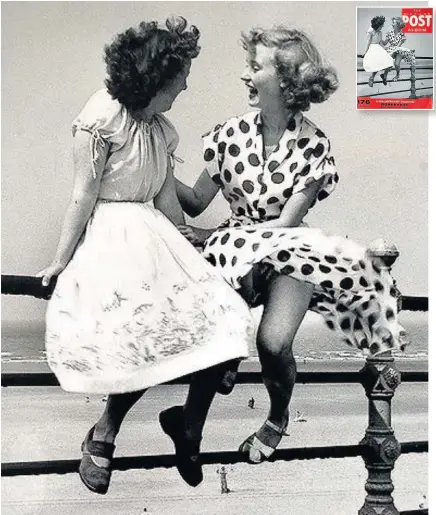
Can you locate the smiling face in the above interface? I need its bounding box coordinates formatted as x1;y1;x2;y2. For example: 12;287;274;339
149;60;191;113
240;44;283;111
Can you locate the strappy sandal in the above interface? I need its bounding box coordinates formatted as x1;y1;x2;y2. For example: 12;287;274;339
79;426;116;495
239;419;290;464
392;75;400;82
159;406;203;487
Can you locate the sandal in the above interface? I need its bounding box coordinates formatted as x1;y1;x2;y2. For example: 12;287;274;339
392;75;400;82
368;77;374;87
239;419;289;464
159;406;203;487
79;426;116;495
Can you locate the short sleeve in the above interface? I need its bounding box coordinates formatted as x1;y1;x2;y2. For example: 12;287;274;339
202;123;224;187
367;27;374;35
155;113;180;157
72;89;128;178
292;136;339;203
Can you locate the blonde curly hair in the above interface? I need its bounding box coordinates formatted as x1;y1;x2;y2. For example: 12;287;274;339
241;27;339;112
392;17;406;30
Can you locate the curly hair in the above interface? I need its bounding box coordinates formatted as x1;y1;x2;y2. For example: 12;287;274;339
371;16;386;31
104;16;200;112
392;16;406;30
241;27;338;112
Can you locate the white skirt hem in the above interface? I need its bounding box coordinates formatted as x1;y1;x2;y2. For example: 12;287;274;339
54;339;249;395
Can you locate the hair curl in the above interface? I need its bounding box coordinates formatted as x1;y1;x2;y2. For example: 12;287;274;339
104;16;200;112
241;27;338;112
371;16;385;31
392;16;406;30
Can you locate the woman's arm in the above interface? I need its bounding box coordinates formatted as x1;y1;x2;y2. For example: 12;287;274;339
251;180;322;230
154;161;186;226
364;31;373;55
175;169;220;217
38;131;108;285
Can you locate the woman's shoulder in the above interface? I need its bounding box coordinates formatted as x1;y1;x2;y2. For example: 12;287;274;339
202;111;257;139
154;113;179;152
300;116;330;142
367;27;374;34
72;89;127;136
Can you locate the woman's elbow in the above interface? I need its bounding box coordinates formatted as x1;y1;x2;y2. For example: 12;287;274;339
185;205;202;218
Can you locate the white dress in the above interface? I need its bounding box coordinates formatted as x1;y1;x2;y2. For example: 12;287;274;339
45;89;255;394
363;28;394;72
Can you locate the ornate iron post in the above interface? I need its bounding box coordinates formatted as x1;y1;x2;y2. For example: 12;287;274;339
358;240;402;515
409;64;417;99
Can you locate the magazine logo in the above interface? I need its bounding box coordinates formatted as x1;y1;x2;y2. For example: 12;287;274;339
401;8;433;33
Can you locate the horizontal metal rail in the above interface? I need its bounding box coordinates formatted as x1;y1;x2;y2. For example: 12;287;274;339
1;370;428;388
357;54;433;60
1;440;427;477
364;86;432;97
1;276;428;311
357;76;433;86
357;66;433;72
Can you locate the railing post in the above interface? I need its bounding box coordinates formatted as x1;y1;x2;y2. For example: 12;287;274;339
409;64;417;99
358;240;402;515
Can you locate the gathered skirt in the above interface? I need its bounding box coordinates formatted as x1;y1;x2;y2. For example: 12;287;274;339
45;201;255;394
202;225;409;356
363;44;394;72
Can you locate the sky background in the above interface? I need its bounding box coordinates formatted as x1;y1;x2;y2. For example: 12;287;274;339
1;1;429;323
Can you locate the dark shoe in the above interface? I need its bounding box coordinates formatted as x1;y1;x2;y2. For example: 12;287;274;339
216;359;241;395
79;426;116;495
159;406;203;487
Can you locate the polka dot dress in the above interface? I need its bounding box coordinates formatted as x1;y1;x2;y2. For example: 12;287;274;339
384;30;416;66
201;111;408;356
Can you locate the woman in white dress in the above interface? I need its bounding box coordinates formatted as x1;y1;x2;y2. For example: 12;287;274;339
363;16;394;87
37;17;254;494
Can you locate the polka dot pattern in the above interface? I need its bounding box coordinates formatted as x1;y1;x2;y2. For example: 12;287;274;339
200;111;406;355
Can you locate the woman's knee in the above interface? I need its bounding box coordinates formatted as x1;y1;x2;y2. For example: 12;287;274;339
257;324;295;359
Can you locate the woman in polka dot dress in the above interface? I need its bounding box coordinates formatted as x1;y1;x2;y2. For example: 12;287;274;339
383;17;416;81
169;26;408;466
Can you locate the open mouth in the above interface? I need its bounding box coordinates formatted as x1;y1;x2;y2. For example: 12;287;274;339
247;85;258;99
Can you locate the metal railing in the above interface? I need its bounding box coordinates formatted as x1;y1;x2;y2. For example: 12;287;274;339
357;54;433;99
1;255;429;515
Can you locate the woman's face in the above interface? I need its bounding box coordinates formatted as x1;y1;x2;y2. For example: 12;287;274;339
240;44;282;110
152;60;191;113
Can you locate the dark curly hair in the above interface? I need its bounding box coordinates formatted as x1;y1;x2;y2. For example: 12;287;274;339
104;16;200;112
241;27;338;112
371;16;385;31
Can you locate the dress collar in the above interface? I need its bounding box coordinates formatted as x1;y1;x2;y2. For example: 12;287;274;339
253;110;303;138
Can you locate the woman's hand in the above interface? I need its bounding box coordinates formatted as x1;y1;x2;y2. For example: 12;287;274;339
178;225;214;246
36;261;66;287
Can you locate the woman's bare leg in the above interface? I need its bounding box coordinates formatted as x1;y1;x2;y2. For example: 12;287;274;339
254;275;314;449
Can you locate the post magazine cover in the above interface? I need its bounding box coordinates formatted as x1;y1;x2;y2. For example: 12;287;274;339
357;6;434;109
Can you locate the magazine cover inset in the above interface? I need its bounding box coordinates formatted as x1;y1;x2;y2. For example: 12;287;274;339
357;7;434;110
